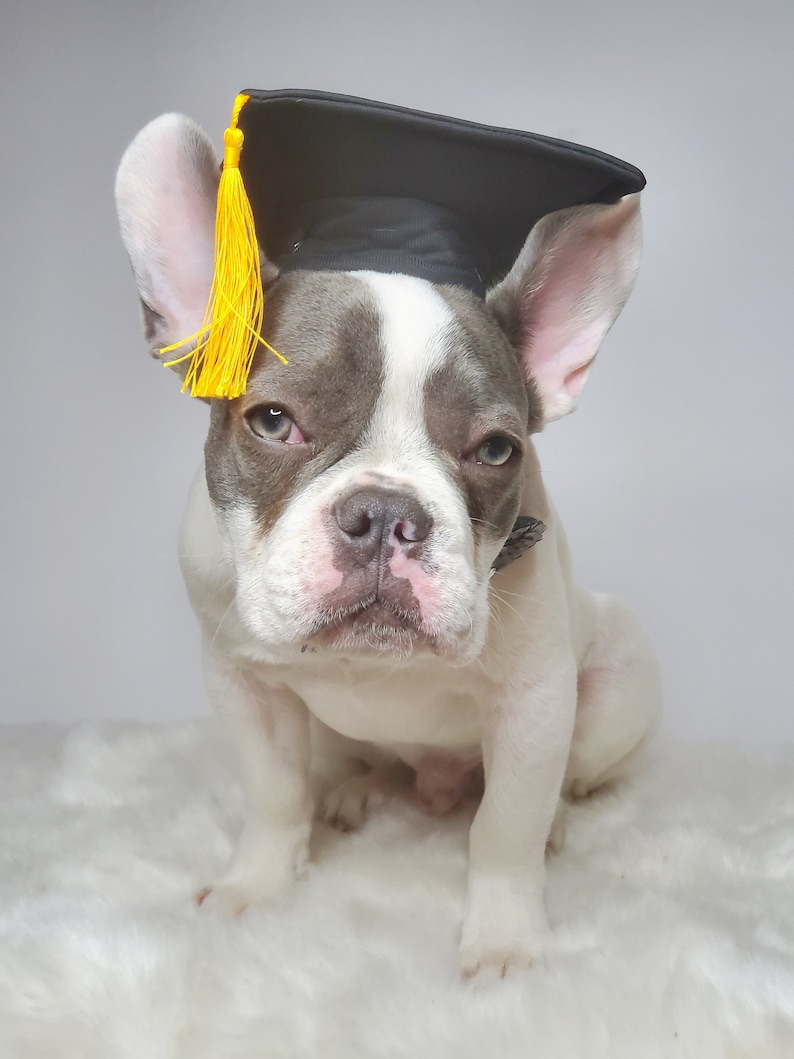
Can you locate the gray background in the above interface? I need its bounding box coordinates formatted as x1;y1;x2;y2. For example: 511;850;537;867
1;0;791;743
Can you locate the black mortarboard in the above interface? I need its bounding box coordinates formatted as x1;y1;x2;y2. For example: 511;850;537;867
168;90;645;399
238;88;645;296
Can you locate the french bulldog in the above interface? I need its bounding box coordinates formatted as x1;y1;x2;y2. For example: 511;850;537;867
115;112;662;978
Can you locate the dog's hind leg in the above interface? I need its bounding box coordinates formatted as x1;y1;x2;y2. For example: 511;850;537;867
322;759;414;831
563;593;662;799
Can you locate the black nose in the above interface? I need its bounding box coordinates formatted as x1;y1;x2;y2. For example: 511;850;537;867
333;488;433;563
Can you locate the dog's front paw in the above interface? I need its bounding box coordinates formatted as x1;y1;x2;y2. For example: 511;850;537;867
459;877;550;980
459;937;536;981
459;920;548;980
196;820;309;915
195;881;275;917
194;863;301;917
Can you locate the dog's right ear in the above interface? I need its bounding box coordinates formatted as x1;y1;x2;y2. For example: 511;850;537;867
114;114;219;375
487;194;642;424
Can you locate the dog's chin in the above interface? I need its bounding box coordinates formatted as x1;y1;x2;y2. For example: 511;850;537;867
307;600;438;660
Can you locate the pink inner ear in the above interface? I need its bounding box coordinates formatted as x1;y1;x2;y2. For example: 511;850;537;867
502;196;641;422
563;362;591;399
155;169;217;332
116;115;221;349
528;316;608;414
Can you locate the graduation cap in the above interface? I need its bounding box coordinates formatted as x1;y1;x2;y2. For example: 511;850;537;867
163;90;645;399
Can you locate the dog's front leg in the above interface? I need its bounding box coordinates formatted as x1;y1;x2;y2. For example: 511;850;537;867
197;655;313;916
460;655;577;978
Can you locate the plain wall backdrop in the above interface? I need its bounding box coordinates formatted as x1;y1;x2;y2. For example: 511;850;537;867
1;0;791;744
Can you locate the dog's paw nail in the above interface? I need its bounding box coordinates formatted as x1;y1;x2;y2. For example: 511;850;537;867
460;947;533;982
545;799;569;856
194;883;263;917
545;832;564;857
326;813;355;833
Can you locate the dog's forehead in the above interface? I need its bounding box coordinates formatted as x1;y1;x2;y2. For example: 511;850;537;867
245;270;525;419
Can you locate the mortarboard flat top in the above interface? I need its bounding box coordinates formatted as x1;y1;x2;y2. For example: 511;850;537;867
236;88;646;296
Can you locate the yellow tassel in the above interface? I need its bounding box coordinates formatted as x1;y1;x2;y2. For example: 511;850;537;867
161;93;286;399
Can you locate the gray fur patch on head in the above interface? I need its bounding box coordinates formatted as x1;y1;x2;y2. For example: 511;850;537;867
434;285;544;430
204;271;385;531
423;285;537;558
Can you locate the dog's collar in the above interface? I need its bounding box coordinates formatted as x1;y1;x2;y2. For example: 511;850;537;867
492;516;546;571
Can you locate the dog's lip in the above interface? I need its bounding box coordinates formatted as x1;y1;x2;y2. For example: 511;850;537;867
307;597;433;653
317;594;422;630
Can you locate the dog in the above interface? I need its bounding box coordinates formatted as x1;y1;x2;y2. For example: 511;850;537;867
115;109;662;979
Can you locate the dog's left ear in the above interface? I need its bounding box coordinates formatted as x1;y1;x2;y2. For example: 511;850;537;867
487;194;641;423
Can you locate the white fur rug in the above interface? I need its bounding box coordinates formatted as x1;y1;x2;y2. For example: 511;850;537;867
0;719;792;1058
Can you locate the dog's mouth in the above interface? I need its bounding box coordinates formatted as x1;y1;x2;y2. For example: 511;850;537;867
309;596;433;657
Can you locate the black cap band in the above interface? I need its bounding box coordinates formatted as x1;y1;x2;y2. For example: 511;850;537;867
276;197;490;295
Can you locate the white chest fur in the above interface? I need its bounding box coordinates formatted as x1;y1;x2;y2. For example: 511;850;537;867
285;656;486;757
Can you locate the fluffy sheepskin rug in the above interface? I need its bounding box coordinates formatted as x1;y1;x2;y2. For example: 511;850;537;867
0;718;792;1058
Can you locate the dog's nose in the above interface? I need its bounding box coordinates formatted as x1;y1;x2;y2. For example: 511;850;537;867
333;488;433;563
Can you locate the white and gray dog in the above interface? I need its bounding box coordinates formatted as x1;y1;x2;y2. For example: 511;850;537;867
115;110;661;978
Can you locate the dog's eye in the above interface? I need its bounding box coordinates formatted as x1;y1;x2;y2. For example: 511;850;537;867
473;436;515;466
246;405;305;444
